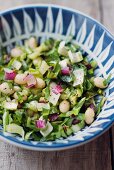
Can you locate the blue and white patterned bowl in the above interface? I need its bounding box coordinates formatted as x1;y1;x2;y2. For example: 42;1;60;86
0;4;114;151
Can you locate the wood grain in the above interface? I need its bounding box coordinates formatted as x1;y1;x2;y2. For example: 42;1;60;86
100;0;114;167
112;127;114;166
0;0;113;170
110;127;114;168
0;0;100;20
100;0;114;35
0;132;112;170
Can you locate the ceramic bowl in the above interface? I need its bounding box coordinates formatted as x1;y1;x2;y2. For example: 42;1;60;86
0;4;114;151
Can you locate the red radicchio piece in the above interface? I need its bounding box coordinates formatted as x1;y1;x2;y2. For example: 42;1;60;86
36;119;46;129
26;84;35;88
86;64;92;70
49;66;54;70
61;67;70;75
48;113;59;122
52;84;63;94
24;74;36;88
72;119;81;125
5;69;16;80
89;103;95;111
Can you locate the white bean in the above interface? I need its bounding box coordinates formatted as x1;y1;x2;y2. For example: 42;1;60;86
14;86;21;92
22;95;27;101
39;97;47;103
59;100;70;113
11;47;23;57
14;74;27;85
35;78;45;89
27;37;37;49
0;82;14;95
13;92;27;101
85;107;95;125
94;77;107;89
13;92;18;100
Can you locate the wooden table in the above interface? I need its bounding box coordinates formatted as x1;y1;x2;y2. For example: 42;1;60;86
0;0;114;170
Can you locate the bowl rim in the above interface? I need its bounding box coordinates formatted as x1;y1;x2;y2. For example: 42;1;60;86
0;4;114;151
0;122;114;151
0;3;114;39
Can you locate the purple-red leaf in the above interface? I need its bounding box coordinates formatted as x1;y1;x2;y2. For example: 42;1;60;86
5;69;16;80
36;119;46;129
48;113;59;122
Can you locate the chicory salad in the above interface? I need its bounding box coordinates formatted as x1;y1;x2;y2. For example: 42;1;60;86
0;37;110;141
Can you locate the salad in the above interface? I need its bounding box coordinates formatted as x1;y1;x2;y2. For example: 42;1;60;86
0;37;110;141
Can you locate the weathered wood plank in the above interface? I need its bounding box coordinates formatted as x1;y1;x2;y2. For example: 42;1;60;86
110;127;114;169
0;132;112;170
0;0;100;20
112;127;114;166
100;0;114;168
100;0;114;35
0;0;113;170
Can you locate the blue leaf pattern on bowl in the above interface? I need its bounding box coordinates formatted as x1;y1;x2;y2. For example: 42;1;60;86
0;5;114;150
